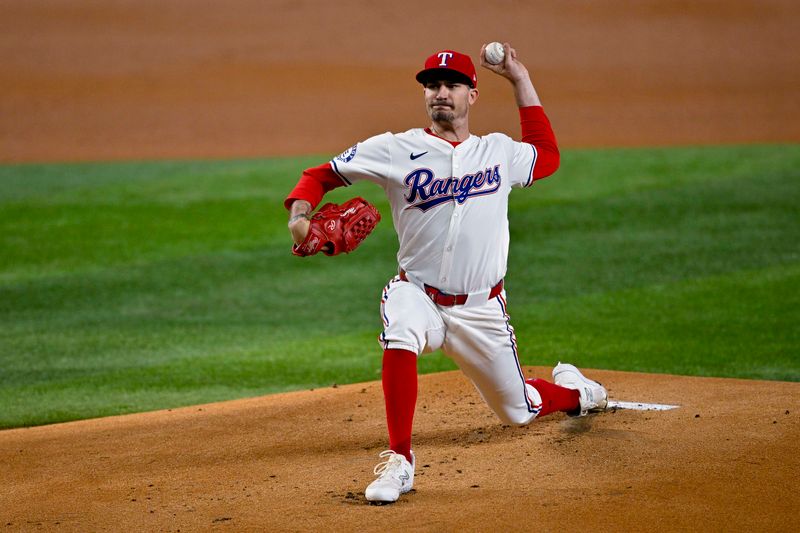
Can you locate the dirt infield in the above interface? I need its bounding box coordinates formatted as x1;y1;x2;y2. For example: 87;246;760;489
1;0;798;163
2;368;799;531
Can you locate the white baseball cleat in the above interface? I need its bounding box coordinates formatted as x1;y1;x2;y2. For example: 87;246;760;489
552;362;608;416
365;450;415;504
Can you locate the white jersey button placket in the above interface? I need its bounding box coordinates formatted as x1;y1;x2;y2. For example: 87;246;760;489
437;149;463;288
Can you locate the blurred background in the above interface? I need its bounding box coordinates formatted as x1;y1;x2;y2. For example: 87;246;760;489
1;0;798;162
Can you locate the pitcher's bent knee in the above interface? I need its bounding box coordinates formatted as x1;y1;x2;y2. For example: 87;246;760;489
495;407;537;426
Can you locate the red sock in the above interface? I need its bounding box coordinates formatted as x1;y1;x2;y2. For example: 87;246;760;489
526;378;580;417
382;349;417;463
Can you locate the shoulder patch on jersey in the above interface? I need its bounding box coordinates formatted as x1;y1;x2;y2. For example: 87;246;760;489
335;144;358;163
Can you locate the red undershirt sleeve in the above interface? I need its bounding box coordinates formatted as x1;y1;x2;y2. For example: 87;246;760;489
284;163;347;210
519;106;560;180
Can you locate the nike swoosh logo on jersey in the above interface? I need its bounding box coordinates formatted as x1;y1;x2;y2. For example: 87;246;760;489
410;151;428;160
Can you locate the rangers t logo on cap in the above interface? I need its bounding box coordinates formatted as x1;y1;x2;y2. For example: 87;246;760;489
416;49;477;88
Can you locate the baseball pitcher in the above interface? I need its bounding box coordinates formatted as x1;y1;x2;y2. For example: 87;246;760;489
285;43;608;504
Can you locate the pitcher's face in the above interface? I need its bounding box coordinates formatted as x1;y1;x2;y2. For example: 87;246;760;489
423;80;478;124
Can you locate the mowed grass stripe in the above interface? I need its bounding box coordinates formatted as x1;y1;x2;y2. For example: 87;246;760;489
1;144;798;427
510;263;800;382
2;264;795;427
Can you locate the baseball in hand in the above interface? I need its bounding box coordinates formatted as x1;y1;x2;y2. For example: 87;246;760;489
484;42;505;65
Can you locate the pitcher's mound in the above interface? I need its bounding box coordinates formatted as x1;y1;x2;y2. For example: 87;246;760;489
2;367;798;530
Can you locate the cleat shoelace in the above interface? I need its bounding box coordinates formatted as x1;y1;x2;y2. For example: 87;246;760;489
373;450;404;478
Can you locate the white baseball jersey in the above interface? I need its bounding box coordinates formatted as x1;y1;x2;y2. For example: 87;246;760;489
325;127;545;427
329;129;538;296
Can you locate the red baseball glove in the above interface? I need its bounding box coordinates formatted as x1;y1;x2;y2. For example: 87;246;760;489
292;197;381;257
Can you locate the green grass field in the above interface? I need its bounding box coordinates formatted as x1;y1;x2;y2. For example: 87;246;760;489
1;145;798;428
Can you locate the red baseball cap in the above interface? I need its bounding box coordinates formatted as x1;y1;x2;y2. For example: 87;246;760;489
415;50;477;88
